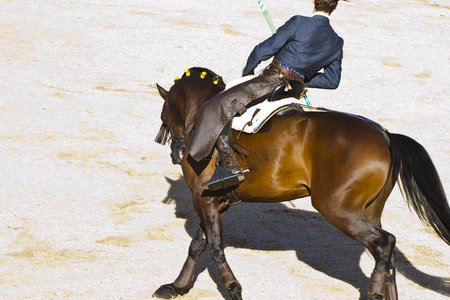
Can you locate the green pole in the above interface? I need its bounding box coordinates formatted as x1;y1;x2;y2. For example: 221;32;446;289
257;0;276;34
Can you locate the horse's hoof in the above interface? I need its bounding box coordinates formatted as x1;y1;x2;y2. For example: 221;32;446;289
152;283;188;299
227;282;243;300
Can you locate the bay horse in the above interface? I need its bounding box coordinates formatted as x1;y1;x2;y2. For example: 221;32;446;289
153;67;449;300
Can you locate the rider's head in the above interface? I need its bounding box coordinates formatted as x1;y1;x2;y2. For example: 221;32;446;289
314;0;339;15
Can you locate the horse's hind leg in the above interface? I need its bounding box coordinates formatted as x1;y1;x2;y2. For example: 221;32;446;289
314;204;397;300
153;226;207;299
365;197;398;299
362;221;398;300
384;250;398;300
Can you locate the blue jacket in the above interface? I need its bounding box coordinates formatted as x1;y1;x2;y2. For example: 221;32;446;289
243;15;344;89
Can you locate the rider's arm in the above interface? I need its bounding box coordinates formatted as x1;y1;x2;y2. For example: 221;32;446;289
305;48;343;89
242;16;299;76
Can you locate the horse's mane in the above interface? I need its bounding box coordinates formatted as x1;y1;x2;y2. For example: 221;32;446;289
183;67;221;79
181;67;225;89
155;67;225;146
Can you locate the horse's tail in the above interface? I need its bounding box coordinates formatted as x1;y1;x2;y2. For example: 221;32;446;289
389;133;450;245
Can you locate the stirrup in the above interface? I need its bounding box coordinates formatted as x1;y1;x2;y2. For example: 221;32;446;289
201;166;244;191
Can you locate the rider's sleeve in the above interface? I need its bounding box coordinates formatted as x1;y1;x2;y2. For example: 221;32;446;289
305;47;343;89
242;16;299;76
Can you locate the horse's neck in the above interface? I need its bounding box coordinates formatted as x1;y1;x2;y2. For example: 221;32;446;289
181;81;224;142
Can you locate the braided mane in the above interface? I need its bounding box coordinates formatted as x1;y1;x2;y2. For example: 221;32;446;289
155;67;225;146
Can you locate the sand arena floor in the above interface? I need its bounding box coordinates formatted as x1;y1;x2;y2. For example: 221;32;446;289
0;0;449;299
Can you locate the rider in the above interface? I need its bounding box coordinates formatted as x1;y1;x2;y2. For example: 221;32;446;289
186;0;344;190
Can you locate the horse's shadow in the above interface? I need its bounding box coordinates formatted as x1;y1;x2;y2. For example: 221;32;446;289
162;176;449;299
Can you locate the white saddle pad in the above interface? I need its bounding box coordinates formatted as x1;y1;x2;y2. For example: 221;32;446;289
232;98;306;134
225;76;310;134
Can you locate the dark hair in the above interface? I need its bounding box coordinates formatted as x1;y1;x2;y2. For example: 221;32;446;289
314;0;339;14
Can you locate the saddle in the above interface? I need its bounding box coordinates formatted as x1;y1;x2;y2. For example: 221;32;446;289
229;76;309;134
229;78;390;145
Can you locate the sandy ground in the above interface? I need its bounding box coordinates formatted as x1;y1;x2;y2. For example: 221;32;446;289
0;0;449;299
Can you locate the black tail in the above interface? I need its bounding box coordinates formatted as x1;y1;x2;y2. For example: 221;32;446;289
389;133;450;245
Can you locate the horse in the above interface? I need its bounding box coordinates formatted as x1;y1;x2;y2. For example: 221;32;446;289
153;67;450;300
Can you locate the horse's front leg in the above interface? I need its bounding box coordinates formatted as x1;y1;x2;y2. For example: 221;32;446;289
153;193;240;299
194;192;243;300
153;226;207;299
